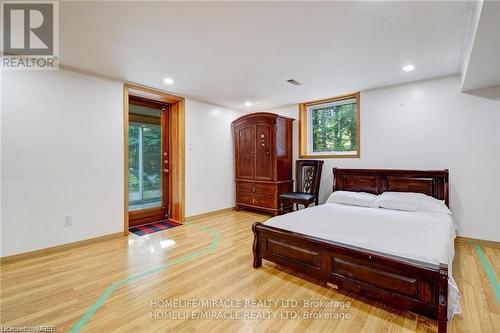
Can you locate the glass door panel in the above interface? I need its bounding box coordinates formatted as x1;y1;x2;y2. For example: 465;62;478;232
128;122;162;211
128;97;169;228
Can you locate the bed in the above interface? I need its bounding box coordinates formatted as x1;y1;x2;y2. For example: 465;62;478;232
252;168;459;333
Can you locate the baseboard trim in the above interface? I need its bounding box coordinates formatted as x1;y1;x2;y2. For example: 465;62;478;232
6;223;493;264
456;236;500;248
1;232;125;264
185;207;235;222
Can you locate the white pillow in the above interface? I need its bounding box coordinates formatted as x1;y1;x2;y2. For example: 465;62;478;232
326;191;377;208
375;192;451;214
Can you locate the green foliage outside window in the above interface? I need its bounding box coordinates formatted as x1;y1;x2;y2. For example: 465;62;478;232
128;123;162;203
141;126;162;196
311;102;357;152
128;125;140;193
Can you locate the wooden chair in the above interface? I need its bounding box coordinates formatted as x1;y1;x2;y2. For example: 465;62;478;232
279;160;324;213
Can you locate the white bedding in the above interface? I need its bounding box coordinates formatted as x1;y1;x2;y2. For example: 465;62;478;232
265;203;462;319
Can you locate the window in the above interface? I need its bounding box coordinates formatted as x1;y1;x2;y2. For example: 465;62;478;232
299;92;360;158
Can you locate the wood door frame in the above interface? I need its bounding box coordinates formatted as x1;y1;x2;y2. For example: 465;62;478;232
123;83;185;235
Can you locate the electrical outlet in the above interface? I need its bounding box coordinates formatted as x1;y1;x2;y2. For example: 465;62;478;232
64;215;73;227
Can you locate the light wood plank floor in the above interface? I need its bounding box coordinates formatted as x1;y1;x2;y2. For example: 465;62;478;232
1;210;498;332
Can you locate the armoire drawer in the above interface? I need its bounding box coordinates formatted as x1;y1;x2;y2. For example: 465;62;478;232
237;182;276;195
237;192;276;209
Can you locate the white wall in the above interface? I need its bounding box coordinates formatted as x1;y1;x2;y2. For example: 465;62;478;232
1;70;124;256
185;100;246;217
0;69;246;256
2;71;498;256
0;71;3;254
271;76;500;242
461;0;500;92
460;0;483;86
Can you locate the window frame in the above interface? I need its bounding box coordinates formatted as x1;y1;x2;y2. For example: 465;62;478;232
299;92;360;158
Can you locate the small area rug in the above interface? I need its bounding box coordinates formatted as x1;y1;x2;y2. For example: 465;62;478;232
129;220;181;236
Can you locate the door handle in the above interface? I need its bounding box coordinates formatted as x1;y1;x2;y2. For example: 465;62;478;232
163;169;169;173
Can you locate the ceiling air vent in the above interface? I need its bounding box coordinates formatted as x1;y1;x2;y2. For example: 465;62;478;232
286;79;303;86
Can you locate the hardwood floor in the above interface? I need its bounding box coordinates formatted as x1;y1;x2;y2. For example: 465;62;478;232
1;210;498;332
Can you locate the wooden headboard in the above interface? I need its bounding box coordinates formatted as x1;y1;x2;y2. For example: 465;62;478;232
332;168;449;206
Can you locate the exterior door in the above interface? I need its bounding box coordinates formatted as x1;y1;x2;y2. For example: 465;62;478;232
236;124;255;179
255;123;273;180
128;96;169;227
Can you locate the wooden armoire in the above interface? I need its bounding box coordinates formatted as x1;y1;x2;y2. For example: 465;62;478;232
233;112;294;215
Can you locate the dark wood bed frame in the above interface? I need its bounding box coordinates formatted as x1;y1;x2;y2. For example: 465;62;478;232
252;168;450;332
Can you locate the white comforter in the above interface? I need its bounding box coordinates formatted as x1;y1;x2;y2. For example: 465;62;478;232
265;203;462;319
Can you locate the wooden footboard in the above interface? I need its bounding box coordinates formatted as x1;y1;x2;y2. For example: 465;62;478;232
252;222;448;333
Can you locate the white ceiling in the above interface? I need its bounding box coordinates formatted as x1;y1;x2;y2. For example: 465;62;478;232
60;1;469;110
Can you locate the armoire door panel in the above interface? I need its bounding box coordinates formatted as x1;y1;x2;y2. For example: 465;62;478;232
236;124;255;179
255;124;273;180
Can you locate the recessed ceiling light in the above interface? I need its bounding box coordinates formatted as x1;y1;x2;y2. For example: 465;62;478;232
403;65;415;72
163;78;174;85
245;102;252;107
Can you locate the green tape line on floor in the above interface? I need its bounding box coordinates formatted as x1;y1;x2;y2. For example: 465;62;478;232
70;222;220;333
475;244;500;304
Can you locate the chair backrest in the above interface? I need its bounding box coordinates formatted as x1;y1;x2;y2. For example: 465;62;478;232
296;160;324;195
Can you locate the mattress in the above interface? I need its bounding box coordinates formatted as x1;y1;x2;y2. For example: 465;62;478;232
265;202;462;319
